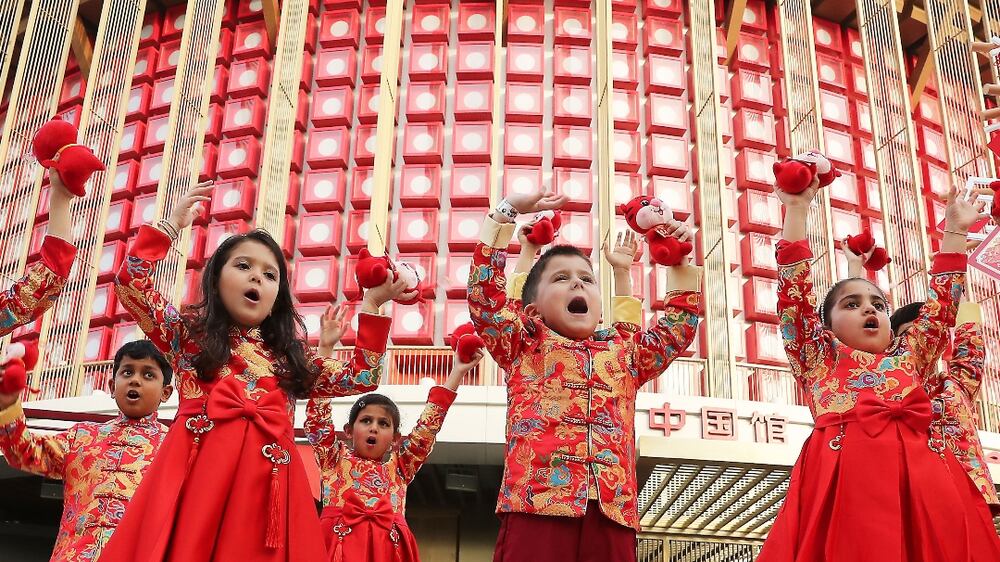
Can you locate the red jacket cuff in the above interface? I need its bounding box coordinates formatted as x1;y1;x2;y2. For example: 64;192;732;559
131;225;173;262
355;312;391;354
930;252;967;275
428;386;458;408
39;236;77;278
776;239;812;265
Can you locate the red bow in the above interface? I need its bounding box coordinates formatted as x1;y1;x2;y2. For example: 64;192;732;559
340;493;396;531
855;389;932;438
207;380;291;440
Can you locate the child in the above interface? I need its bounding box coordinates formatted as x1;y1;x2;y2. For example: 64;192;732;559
468;191;702;562
758;178;1000;562
0;340;173;561
304;346;484;562
890;298;1000;514
0;170;78;336
100;183;413;562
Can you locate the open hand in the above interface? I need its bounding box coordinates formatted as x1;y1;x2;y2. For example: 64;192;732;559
318;303;349;354
603;230;638;270
504;191;568;215
167;181;214;232
944;183;988;235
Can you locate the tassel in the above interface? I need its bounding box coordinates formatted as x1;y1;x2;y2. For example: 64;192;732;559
265;465;282;548
332;542;344;562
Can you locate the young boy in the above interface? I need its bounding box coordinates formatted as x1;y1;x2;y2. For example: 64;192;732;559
0;170;79;336
468;192;702;562
0;340;173;561
890;299;1000;514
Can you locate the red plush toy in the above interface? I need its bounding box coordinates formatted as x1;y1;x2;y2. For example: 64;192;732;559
0;341;39;396
354;249;422;305
522;210;563;246
989;180;1000;221
32;117;105;197
449;323;484;364
772;150;840;194
845;229;891;272
620;196;692;266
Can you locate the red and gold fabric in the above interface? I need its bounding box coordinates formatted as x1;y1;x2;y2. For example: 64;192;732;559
0;235;76;336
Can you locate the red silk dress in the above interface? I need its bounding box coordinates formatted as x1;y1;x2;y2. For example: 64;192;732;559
98;225;392;562
758;240;1000;562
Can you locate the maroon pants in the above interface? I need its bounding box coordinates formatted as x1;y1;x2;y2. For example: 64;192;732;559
493;501;637;562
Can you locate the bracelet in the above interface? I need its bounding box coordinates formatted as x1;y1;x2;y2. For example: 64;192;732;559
943;229;968;237
157;219;180;241
493;199;519;223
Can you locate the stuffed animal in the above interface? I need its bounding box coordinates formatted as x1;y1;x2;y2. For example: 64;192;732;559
772;150;840;194
354;249;422;305
0;341;39;396
449;322;484;364
620;196;692;266
845;229;891;272
989;180;1000;221
521;210;563;246
32;117;105;197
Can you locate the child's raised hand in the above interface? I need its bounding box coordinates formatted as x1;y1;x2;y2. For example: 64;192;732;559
944;183;988;234
505;191;569;215
166;181;214;232
361;271;417;312
444;349;484;391
775;176;820;209
841;238;871;278
603;230;638;270
318;303;349;355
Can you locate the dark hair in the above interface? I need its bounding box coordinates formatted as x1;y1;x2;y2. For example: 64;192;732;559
522;245;592;305
185;230;317;398
820;277;888;328
890;301;924;335
113;340;173;386
348;393;401;433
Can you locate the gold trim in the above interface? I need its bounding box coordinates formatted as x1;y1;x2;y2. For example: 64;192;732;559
595;0;615;328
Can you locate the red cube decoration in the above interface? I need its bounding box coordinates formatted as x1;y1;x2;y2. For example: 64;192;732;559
849;63;868;98
311;87;353;127
217;136;262;178
507;43;544;82
733;109;777;151
553;126;593;168
504;124;543;165
823;128;854;167
296;90;310;131
444;300;474;338
734;33;769;71
508;5;545;42
919;126;947;164
445;254;473;297
90;283;118;326
293;256;339;302
132;47;158;85
298;304;332;344
210;66;229;104
307;127;350;169
458;4;494;40
645;17;684;55
162;4;186;40
813;17;842;54
613;89;640;131
139;13;161;49
816;53;847;91
105;200;132;241
922;161;951;201
646;93;688;136
111;323;144;354
222;96;266;138
646;0;683;15
365;8;387;44
554;212;594;253
98;241;127;283
320;10;361;48
357;84;384;125
205;221;252;256
403;123;444;165
854;100;873;137
506;82;544;123
185;225;207;268
555;8;592;45
862;177;882;215
302;169;347;212
125;84;152;123
228;58;270;98
82;327;112;362
144;114;171;153
361;45;390;85
347;211;387;254
315;48;357;87
236;0;265;22
504;166;542;199
830;208;862;241
290;132;306;173
60;73;85;107
391;303;434;346
554;46;592;85
217;27;233;63
150;78;175;115
740;233;777;278
612;50;639;89
454;81;492;121
286;176;301;216
735;148;776;192
554;168;593;211
828;170;860;210
119;121;146;160
738;190;781;234
396;209;439;251
614;173;644;208
746;323;785;365
647;134;689;178
651;176;694;221
400;165;441;207
448;210;486;251
743;277;779;323
130;193;158;230
451;164;490;207
136;156;164;194
732;69;772;111
820;89;851;130
411;4;450;42
409;43;448;81
351;167;376;209
406;82;446;122
456;42;494;80
645;54;685;95
111;160;139;201
613;131;641;172
452;122;492;164
232;21;271;60
553;85;593;125
210;178;256;221
354;125;379;166
610;13;638;49
298;211;344;257
740;1;768;34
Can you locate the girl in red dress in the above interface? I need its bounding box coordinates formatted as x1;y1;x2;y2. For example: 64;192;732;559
304;347;483;562
100;183;416;562
758;177;1000;562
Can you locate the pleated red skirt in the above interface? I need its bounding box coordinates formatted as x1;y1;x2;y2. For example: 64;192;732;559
319;492;420;562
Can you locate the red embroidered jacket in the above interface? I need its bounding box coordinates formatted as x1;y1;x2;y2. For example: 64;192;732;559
0;402;167;561
0;235;76;336
467;217;702;530
927;302;999;510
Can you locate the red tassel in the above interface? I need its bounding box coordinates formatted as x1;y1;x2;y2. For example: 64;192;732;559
332;542;344;562
266;466;282;548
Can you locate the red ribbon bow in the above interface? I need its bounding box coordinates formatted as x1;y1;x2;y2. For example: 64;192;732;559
207;381;291;440
855;389;932;438
340;493;397;531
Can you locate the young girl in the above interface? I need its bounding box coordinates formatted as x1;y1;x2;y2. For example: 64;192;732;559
100;182;415;562
758;178;1000;562
304;347;483;562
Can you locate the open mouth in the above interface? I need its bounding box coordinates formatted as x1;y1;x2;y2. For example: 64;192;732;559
126;389;141;400
244;288;260;304
366;436;377;446
567;296;589;315
863;317;879;330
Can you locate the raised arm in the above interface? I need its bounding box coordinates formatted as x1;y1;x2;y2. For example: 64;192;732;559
0;400;73;479
304;396;339;469
627;264;701;385
397;386;457;483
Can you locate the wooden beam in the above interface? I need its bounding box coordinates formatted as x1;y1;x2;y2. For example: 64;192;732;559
262;0;279;45
725;0;748;63
909;42;934;107
70;17;93;77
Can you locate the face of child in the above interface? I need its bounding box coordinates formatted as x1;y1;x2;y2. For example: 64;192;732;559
828;279;891;354
525;255;602;340
109;356;172;419
217;240;281;329
347;405;398;461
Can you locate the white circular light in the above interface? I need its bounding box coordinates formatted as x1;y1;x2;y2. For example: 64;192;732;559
141;24;153;39
318;137;339;156
413;132;434;151
562;55;583;74
365;134;377;153
564;18;583;35
142;202;155;221
562;94;584;114
107;209;121;229
402;311;424;331
169;50;180;66
115;170;128;189
223;188;241;208
463;90;485;108
410;175;431;194
514;133;535;151
458;218;479;237
461;131;484;151
128;94;141;112
122;131;135;147
514;92;535;111
418;52;439;71
234;107;252;125
372;55;383;72
749;160;767;179
375;17;385;34
362;176;374;195
304;313;320;333
656;103;678;125
740;44;760;61
314;179;335;198
238;70;257;87
330;20;349;37
421;14;441;31
416;91;437;110
92;292;107;314
614;138;632;160
654;64;675;85
162;86;174;102
564;223;583;241
516;15;536;32
100;249;114;271
305;268;327;288
175;14;186;30
407;219;429;238
149;163;162;181
368;92;381;112
467;13;487;30
613;59;628;79
86;335;100;357
155;125;168;141
309;223;331;242
459;174;482;194
563;179;584;197
512;176;533;193
245;32;262;49
456;263;470;281
358;220;370;240
829;140;846;158
612;22;628;40
654;28;672;45
562;135;584;155
322;97;342;115
134;60;147;75
326;58;346;76
250;0;262;10
820;65;836;81
743;8;757;24
465;51;487;69
516;53;536;71
817;29;832;45
614;99;630;118
228;147;247;166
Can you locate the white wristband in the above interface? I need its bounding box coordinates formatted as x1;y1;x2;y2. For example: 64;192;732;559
493;199;519;223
